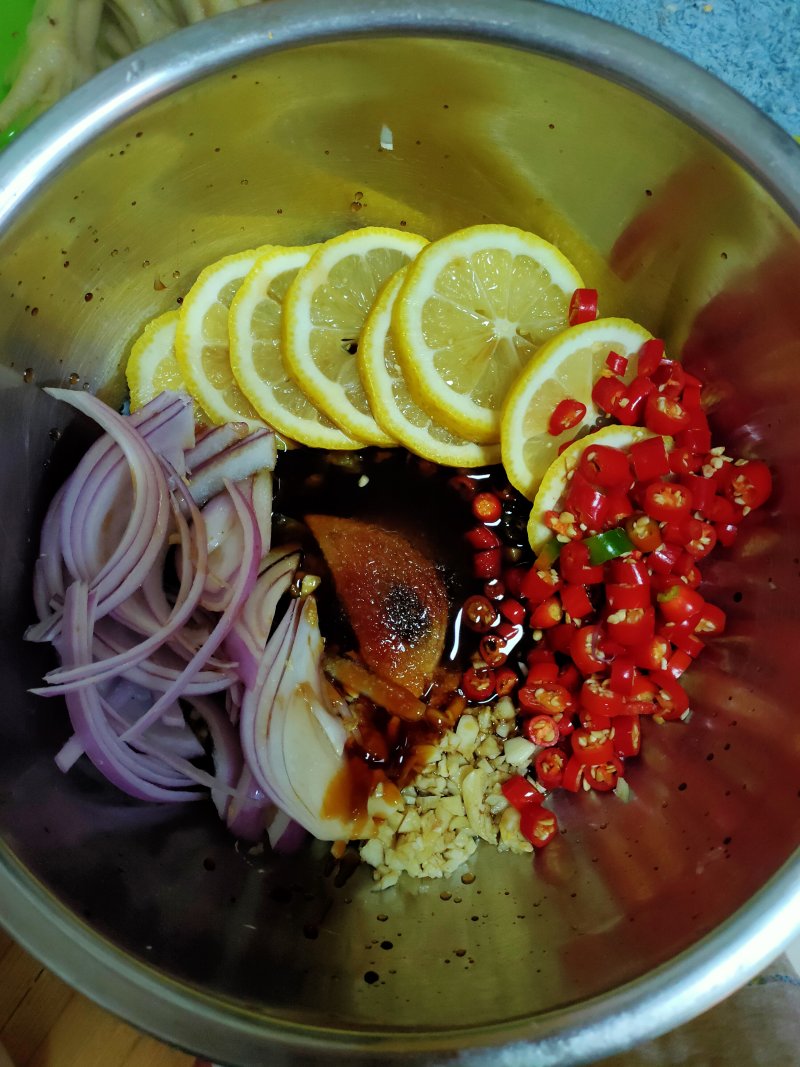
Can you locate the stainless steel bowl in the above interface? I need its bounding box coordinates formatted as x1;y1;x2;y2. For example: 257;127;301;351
1;2;799;1064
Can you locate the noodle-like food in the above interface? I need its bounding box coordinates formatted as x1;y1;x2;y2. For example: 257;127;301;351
0;0;260;132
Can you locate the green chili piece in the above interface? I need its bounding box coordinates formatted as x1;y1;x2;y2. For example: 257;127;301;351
585;527;633;565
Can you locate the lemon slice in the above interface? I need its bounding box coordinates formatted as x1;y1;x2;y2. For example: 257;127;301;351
282;227;428;445
501;317;653;500
528;425;659;552
359;269;501;468
392;224;584;445
126;309;191;413
176;248;269;425
229;245;365;451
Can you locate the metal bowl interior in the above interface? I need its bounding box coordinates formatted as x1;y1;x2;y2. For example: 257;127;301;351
0;3;799;1065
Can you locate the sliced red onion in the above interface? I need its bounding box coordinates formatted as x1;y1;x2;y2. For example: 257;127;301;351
240;596;355;841
187;429;276;506
91;623;234;694
102;678;204;760
60;392;189;584
48;388;172;621
266;807;309;854
186;421;249;470
198;485;250;613
252;469;273;559
118;478;261;742
57;582;203;802
36;484;210;695
224;546;299;689
185;696;243;817
32;481;68;624
226;765;274;841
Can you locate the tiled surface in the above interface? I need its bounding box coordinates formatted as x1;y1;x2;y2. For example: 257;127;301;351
549;0;800;134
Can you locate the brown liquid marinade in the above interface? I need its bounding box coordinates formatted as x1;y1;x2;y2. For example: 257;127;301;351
272;446;484;826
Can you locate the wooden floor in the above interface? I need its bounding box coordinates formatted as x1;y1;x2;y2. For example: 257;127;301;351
0;930;193;1067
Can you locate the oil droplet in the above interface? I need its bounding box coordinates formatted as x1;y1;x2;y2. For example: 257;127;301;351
364;971;379;985
380;940;393;950
22;368;34;383
454;949;466;958
153;278;166;291
68;372;80;386
461;873;475;885
439;891;451;901
84;292;93;302
49;428;62;442
376;914;388;922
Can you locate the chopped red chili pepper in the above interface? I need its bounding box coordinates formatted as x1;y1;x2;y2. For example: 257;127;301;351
494;666;519;697
657;584;705;624
564;472;609;529
676;426;712;453
726;459;772;509
644;481;692;522
569;287;599;326
606;350;629;376
559;541;604;585
461;666;496;702
465;524;502;550
616;376;656;425
610;557;649;586
613;715;641;757
479;632;509;668
548;397;587;436
472;548;502;579
572;725;615;764
570;625;608;675
592;374;626;415
560;583;593;620
535;748;567;789
518;681;574;717
629;435;670;482
650;670;690;720
578;445;632;488
694;602;726;636
637;338;665;377
606;582;651;612
520;806;559;848
605;489;635;524
520;566;561;604
579;679;627;719
529;596;563;630
562;754;586;793
669;445;703;475
606;604;655;647
462;594;499;632
499;598;525;625
644;393;691;435
584;756;624;792
610;656;636;695
628;634;670;672
471;491;502;524
502;774;543;811
625;513;663;552
524;714;561;747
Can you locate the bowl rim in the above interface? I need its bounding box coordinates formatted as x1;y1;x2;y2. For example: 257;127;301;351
1;1;799;1064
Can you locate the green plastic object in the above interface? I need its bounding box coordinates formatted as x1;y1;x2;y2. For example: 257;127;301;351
0;0;36;146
